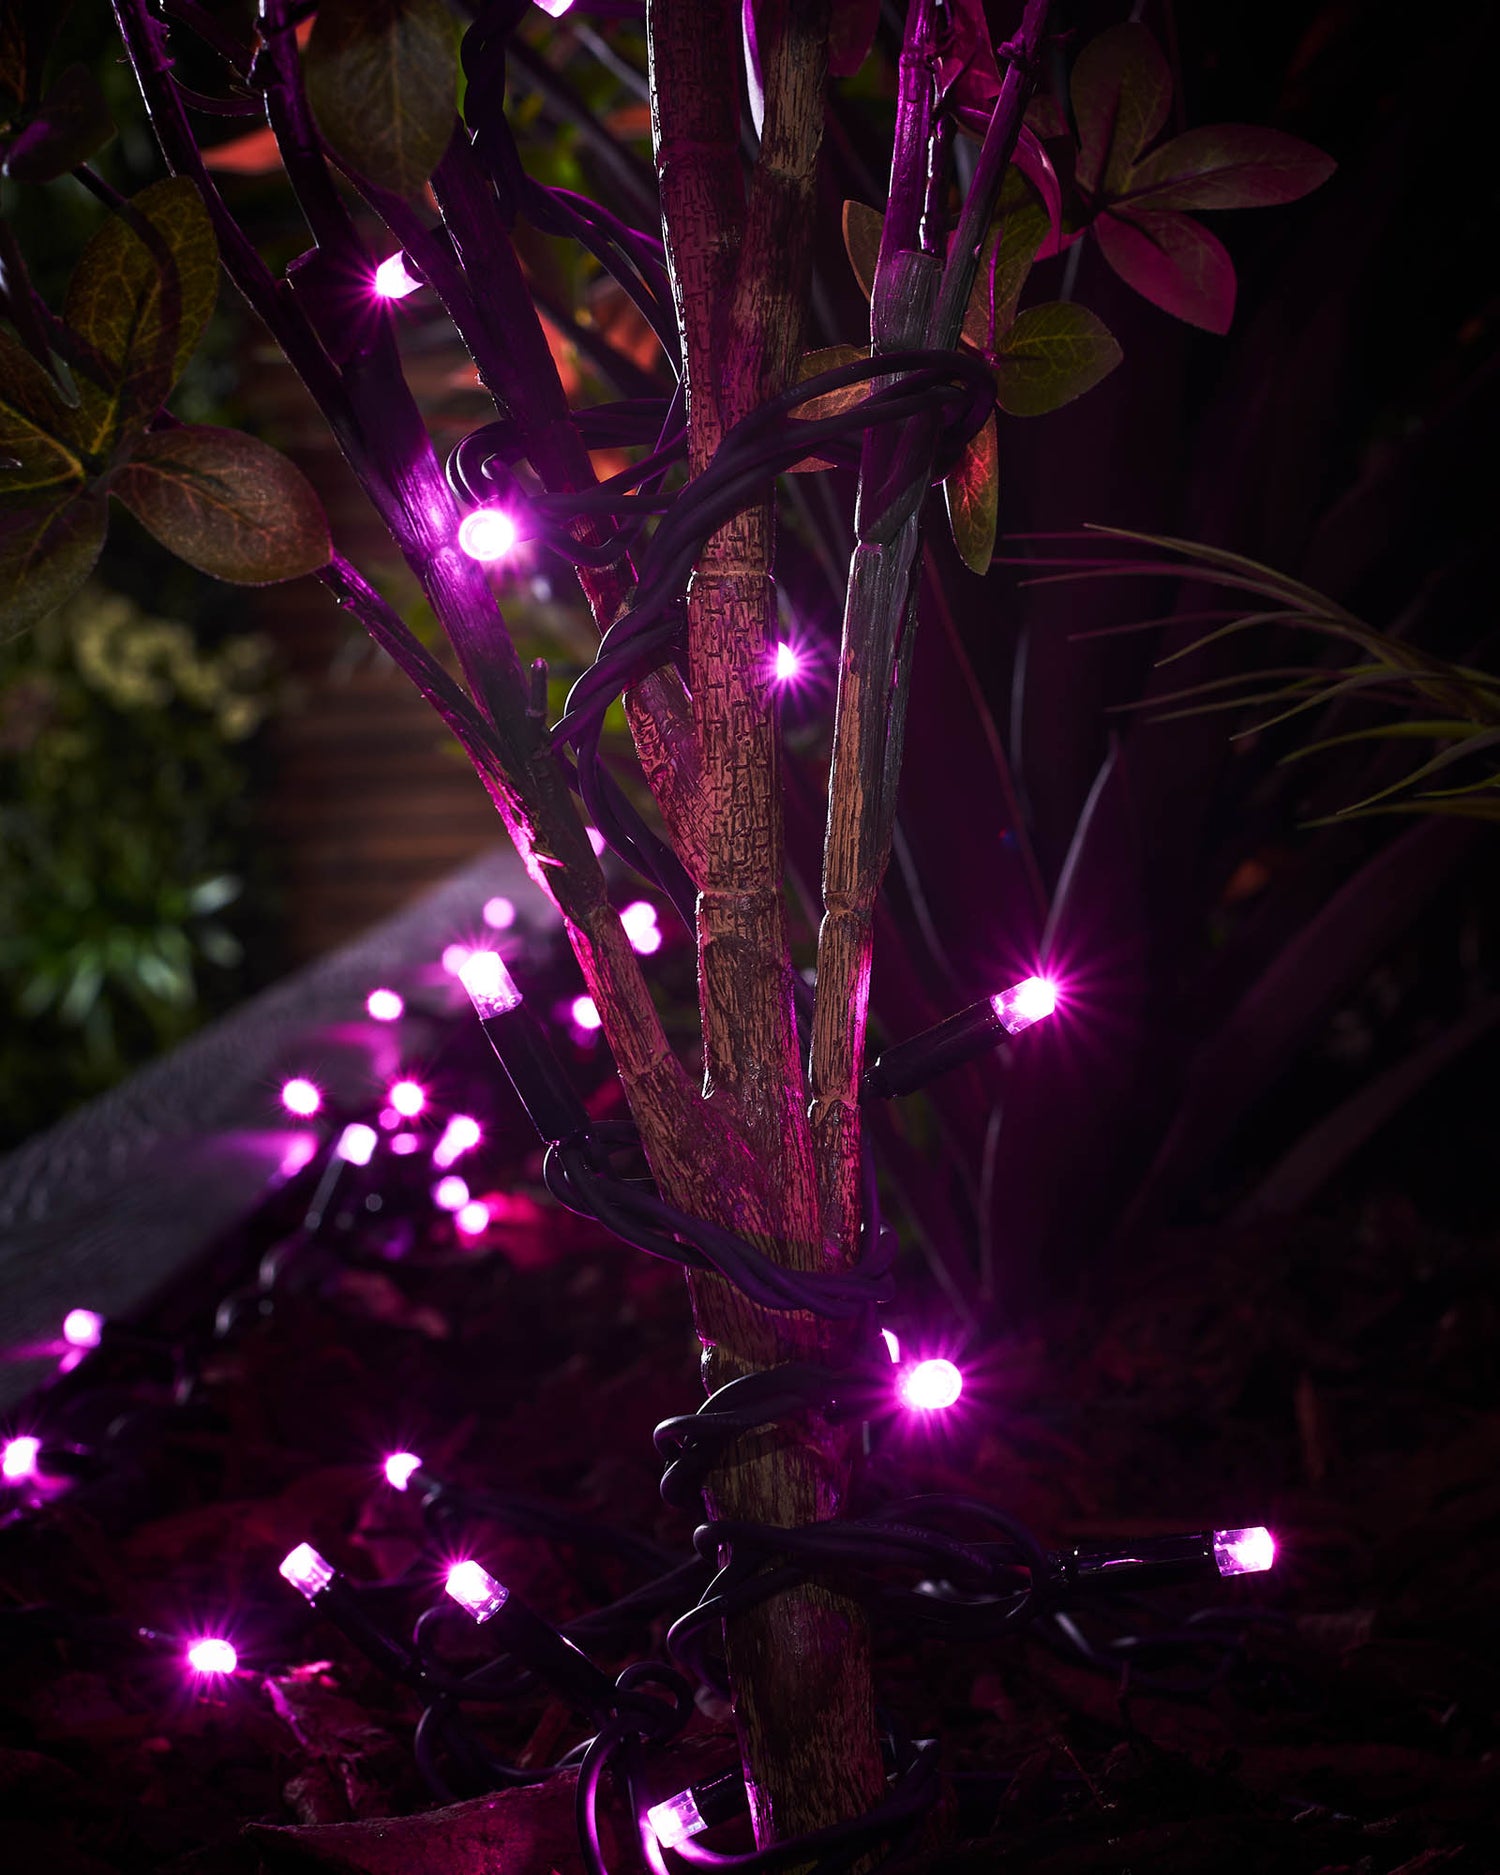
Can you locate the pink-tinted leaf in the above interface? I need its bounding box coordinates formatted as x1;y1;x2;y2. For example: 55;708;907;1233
1014;124;1064;253
942;409;998;575
1070;22;1172;198
841;199;882;301
1094;207;1236;334
828;0;880;77
962;203;1048;358
1124;124;1337;212
935;0;1003;116
1025;93;1067;142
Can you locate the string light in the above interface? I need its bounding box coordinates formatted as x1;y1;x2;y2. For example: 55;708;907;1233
646;1768;749;1849
445;1558;510;1623
281;1077;322;1117
433;1176;470;1212
391;1132;421;1156
1213;1526;1276;1577
455;1199;491;1236
279;1542;336;1601
432;1114;482;1168
336;1123;378;1167
571;995;603;1032
619;901;662;956
186;1637;237;1675
772;640;802;681
62;1309;104;1349
457;507;520;563
367;988;404;1022
373;252;421;299
862;972;1061;1100
2;1435;40;1482
482;895;516;930
898;1358;964;1412
389;1079;426;1118
384;1452;423;1492
460;953;590;1143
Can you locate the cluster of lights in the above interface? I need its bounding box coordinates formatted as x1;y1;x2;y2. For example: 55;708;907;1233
619;899;662;956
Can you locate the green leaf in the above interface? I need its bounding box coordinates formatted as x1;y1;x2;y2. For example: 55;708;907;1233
992;303;1122;417
111;425;331;584
785;344;869;471
1123;126;1337;213
61;176;218;454
962;203;1049;358
1094;208;1236;333
1070;23;1172;198
841;199;883;302
942;411;998;576
0;493;107;630
305;0;460;197
2;64;115;183
0;325;85;496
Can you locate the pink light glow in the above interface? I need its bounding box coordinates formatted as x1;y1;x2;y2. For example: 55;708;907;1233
457;507;520;563
63;1308;104;1349
2;1435;41;1482
454;1199;490;1237
445;1558;509;1623
186;1637;238;1676
620;900;662;955
648;1789;708;1850
1213;1526;1276;1577
898;1357;963;1412
441;943;473;977
279;1542;335;1601
433;1175;470;1213
336;1123;378;1167
433;1115;481;1169
389;1079;426;1119
391;1132;420;1156
772;641;802;681
482;895;516;930
281;1077;322;1117
373;252;421;299
570;994;602;1032
366;988;404;1022
384;1451;423;1491
459;949;522;1019
279;1133;319;1178
992;974;1059;1035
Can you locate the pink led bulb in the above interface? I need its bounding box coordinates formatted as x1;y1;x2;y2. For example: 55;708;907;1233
648;1789;709;1850
433;1175;470;1213
433;1115;481;1168
389;1079;426;1119
898;1358;963;1412
281;1077;322;1118
366;988;404;1022
454;1199;490;1237
482;895;516;930
384;1451;423;1492
373;252;421;299
620;901;661;956
772;641;802;682
336;1122;378;1167
457;507;520;563
63;1308;104;1349
445;1559;509;1623
992;975;1059;1034
571;995;602;1032
1213;1526;1276;1577
2;1435;41;1482
186;1637;237;1676
459;950;522;1019
279;1542;335;1602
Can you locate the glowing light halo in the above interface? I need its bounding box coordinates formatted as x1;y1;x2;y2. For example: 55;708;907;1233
457;506;520;563
898;1357;963;1412
373;252;421;299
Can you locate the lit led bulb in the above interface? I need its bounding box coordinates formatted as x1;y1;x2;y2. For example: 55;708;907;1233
432;1114;481;1169
647;1788;709;1850
281;1077;322;1117
366;988;404;1022
457;507;520;563
433;1175;470;1212
186;1637;237;1675
1;1435;41;1482
619;900;661;956
336;1123;378;1166
482;895;516;930
772;641;802;682
389;1079;426;1118
570;995;602;1032
384;1452;423;1491
1212;1526;1276;1577
63;1308;104;1349
459;949;522;1019
992;975;1058;1033
373;252;421;299
445;1559;509;1623
897;1357;963;1411
279;1542;336;1602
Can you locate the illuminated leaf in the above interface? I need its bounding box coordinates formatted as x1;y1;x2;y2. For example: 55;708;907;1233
841;200;883;302
943;411;998;576
1070;23;1171;197
0;326;84;496
962;203;1048;358
0;493;106;630
992;302;1121;416
1094;208;1236;333
1124;125;1337;212
61;176;218;453
305;0;460;197
785;344;868;471
112;426;331;584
